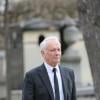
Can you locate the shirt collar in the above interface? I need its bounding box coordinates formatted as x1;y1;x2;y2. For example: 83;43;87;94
44;62;59;73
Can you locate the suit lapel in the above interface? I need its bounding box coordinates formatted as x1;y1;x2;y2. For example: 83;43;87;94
38;64;54;100
60;67;69;100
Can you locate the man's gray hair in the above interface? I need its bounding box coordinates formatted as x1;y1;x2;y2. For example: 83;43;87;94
40;36;60;51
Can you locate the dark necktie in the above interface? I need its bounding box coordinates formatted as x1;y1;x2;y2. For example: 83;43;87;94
53;68;60;100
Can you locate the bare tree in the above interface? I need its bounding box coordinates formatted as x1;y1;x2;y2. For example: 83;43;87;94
77;0;100;99
1;0;78;24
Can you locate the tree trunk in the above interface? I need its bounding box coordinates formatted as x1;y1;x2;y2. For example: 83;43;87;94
77;0;100;99
4;0;24;100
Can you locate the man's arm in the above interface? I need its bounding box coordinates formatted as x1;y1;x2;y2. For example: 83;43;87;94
22;72;34;100
71;71;77;100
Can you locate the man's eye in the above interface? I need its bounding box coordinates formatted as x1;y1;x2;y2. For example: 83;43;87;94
50;49;61;52
50;50;55;52
58;49;61;51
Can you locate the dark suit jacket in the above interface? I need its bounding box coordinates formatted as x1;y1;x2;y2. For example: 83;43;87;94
22;63;76;100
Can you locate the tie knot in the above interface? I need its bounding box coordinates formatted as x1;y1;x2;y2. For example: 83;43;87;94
53;68;56;73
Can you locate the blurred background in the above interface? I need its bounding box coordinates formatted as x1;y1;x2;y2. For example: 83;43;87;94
0;0;95;100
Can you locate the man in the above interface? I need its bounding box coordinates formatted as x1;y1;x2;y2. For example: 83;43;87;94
22;36;77;100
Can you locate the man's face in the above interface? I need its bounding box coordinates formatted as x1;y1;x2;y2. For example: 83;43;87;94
42;40;61;67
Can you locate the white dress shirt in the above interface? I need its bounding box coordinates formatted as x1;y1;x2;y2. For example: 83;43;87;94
44;62;64;100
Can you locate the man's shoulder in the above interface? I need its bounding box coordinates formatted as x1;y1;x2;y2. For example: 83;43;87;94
60;65;73;72
25;64;43;75
60;65;74;76
60;65;75;79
